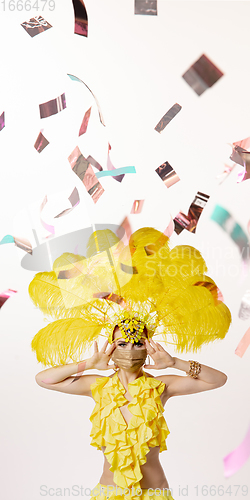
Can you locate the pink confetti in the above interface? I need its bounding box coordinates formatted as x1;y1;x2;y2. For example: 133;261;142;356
223;424;250;477
40;196;55;235
107;144;124;183
0;289;17;309
116;217;132;247
79;107;91;136
163;217;174;238
131;200;144;214
34;131;49;153
235;327;250;358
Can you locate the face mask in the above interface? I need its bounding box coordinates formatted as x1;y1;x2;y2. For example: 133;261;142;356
111;348;147;372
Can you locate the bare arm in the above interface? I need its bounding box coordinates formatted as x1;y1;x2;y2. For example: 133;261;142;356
145;339;227;398
35;340;116;396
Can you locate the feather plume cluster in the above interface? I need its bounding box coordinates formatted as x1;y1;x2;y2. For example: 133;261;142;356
29;227;231;366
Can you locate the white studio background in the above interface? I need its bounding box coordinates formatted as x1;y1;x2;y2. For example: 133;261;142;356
0;1;250;499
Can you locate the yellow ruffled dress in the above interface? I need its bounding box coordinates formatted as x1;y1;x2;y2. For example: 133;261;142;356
89;371;171;500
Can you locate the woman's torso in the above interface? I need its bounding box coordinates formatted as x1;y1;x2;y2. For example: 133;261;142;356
97;373;170;489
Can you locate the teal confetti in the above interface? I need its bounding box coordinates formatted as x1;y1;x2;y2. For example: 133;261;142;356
96;167;136;178
0;235;15;245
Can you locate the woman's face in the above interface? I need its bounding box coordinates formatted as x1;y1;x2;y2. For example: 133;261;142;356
113;327;147;350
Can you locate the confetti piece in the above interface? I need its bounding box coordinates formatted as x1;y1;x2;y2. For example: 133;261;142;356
55;187;80;218
68;146;104;203
72;0;88;37
96;166;136;179
40;196;55;235
135;0;157;15
154;104;182;133
120;263;138;274
68;73;105;126
230;145;246;167
21;16;52;37
87;156;103;172
182;54;223;96
223;424;250;477
0;234;32;254
144;233;169;256
0;289;17;309
79;107;91;136
235;150;250;183
13;237;33;254
194;281;224;305
211;205;250;260
131;200;144;214
235;327;250;358
230;143;250;183
93;292;125;305
58;268;82;279
163;217;174;238
156;161;180;188
39;93;66;119
216;163;236;184
34;131;49;153
174;192;210;235
233;136;250;150
40;188;80;234
116;217;132;247
0;111;5;132
107;144;124;182
238;290;250;320
0;235;15;245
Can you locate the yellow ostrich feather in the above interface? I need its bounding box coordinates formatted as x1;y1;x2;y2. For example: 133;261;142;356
29;227;232;366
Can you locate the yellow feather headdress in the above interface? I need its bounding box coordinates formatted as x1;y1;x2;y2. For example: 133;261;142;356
29;227;231;366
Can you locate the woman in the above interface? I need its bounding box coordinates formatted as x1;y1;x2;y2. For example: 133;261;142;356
30;227;231;500
35;325;227;500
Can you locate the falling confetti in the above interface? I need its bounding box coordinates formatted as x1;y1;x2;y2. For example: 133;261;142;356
211;205;250;261
21;16;52;37
72;0;88;37
0;289;17;309
96;166;136;179
79;107;91;136
87;156;103;172
131;200;144;214
182;54;223;96
155;104;182;133
107;144;124;182
156;161;180;188
68;74;105;126
0;111;5;132
235;327;250;358
34;131;49;153
223;424;250;477
174;192;210;234
135;0;157;15
238;290;250;320
68;146;104;203
0;234;32;254
39;93;66;119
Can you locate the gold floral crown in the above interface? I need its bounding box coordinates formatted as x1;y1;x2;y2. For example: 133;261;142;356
108;310;154;344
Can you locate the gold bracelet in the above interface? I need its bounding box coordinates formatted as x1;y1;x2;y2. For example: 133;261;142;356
187;360;201;379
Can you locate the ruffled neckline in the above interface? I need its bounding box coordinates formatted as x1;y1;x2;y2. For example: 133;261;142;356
89;369;170;494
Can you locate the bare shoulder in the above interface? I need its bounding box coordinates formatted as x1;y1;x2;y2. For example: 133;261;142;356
36;373;108;397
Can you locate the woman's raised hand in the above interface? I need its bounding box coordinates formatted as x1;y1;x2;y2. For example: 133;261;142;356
144;339;175;369
86;340;116;370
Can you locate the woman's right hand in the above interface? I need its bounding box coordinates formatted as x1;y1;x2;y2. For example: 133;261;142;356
86;340;116;370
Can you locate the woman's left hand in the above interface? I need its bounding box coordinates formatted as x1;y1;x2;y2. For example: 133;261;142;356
144;339;175;369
